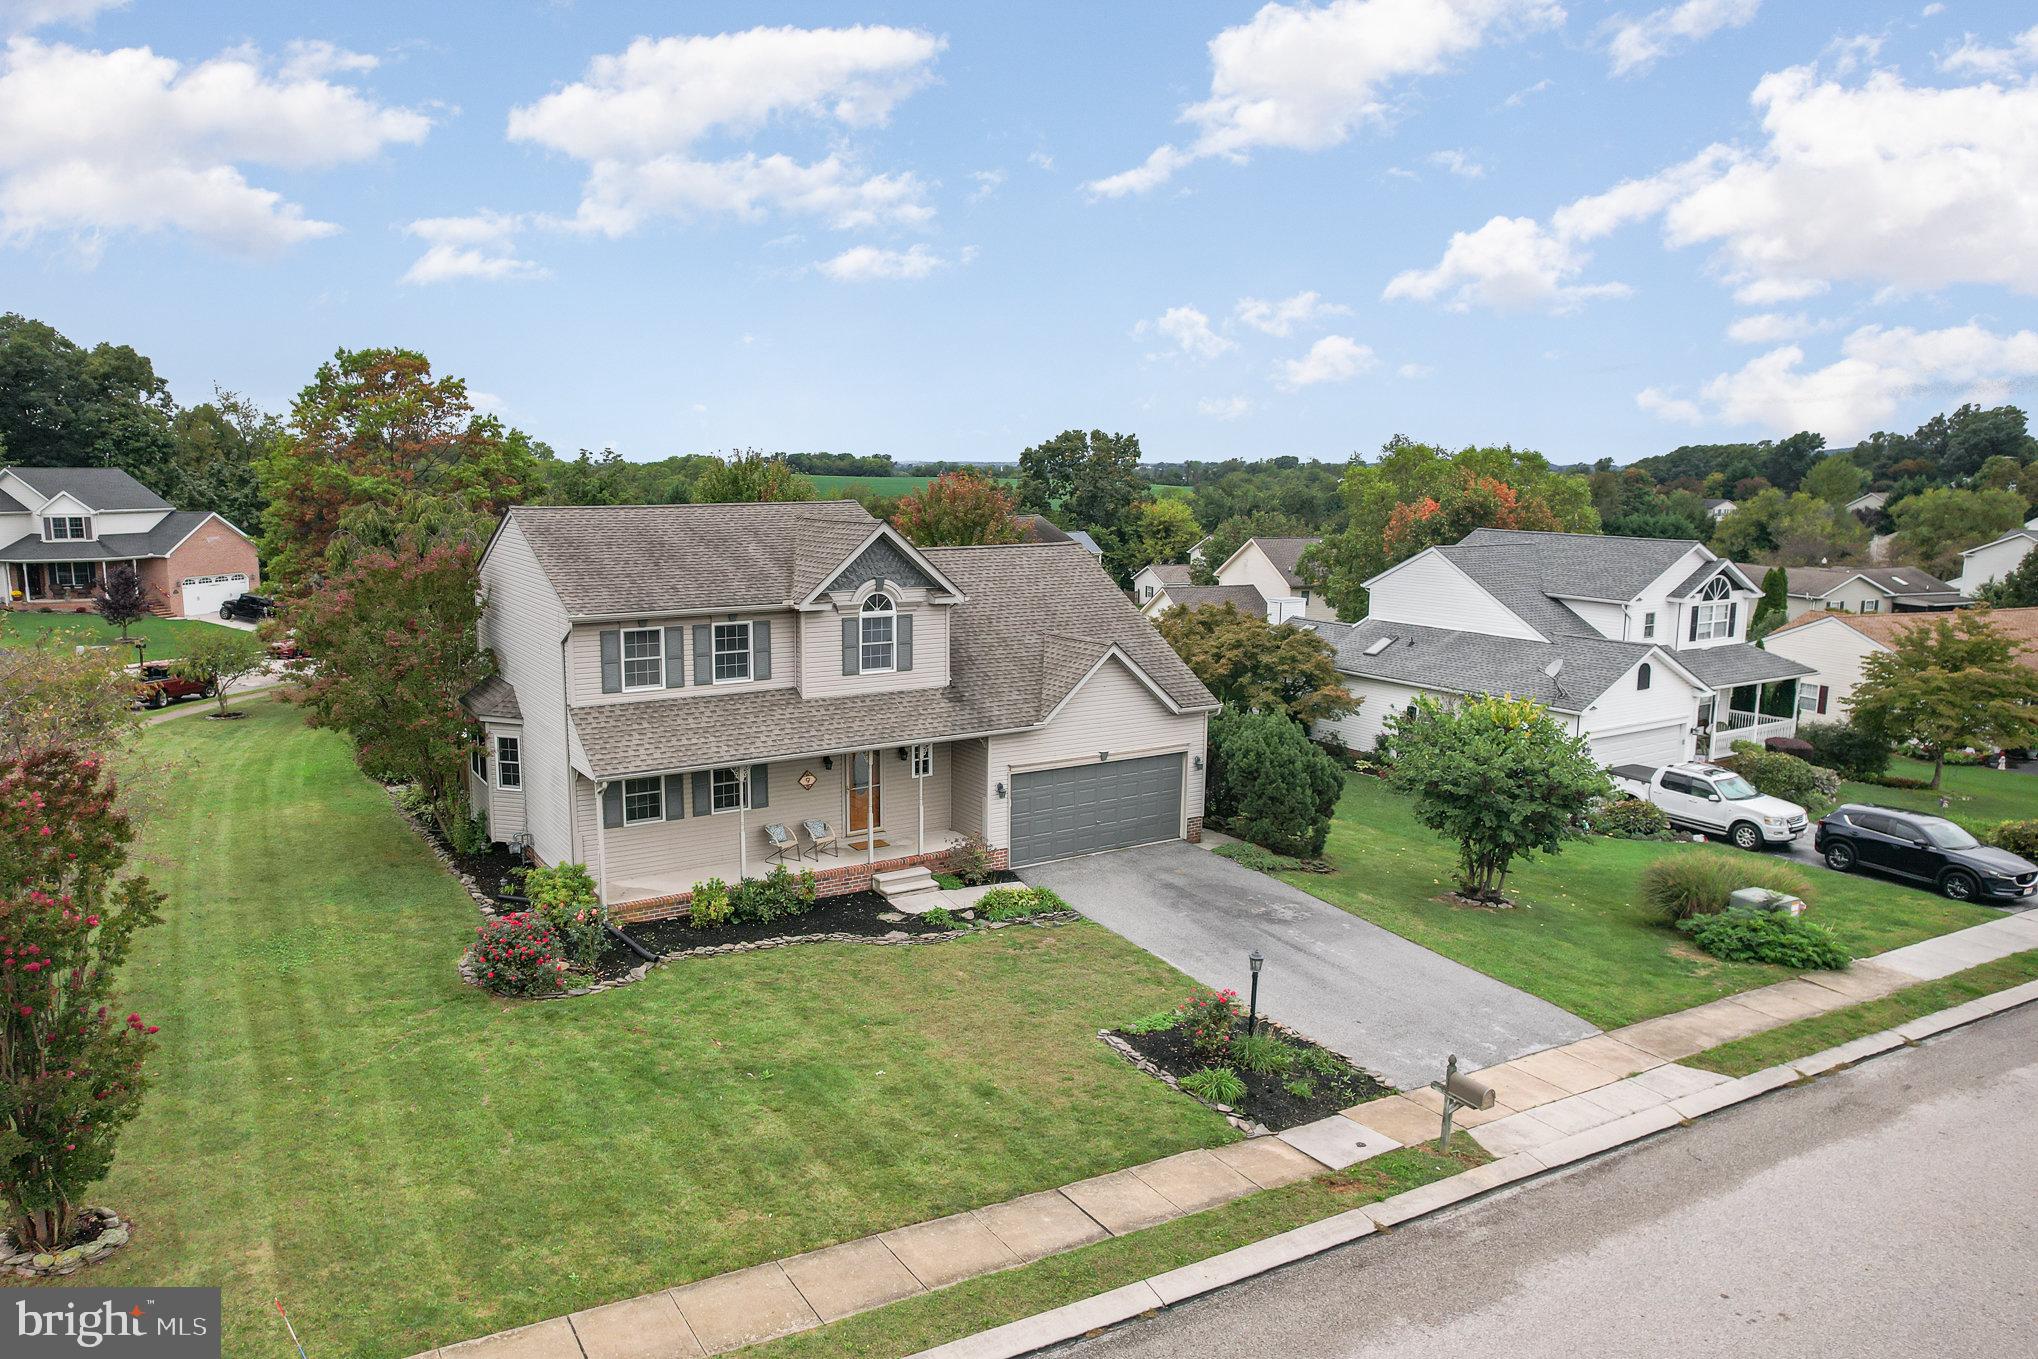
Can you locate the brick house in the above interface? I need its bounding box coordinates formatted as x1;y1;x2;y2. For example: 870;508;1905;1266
0;466;261;617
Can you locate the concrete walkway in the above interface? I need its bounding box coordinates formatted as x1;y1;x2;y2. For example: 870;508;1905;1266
403;909;2038;1359
1020;841;1597;1086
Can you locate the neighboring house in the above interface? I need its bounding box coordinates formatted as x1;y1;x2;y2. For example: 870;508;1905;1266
466;500;1216;920
1952;522;2038;594
1735;563;1969;619
1703;498;1735;521
1303;528;1811;766
1138;582;1266;621
1209;536;1335;622
1845;491;1888;516
1767;607;2038;717
1013;513;1103;557
1131;562;1192;607
0;466;260;617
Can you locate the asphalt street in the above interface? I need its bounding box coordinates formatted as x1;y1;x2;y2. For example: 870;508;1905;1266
1054;1002;2038;1359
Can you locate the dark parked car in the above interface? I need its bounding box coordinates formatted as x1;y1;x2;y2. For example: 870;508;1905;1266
220;592;273;622
131;661;214;710
1815;803;2038;902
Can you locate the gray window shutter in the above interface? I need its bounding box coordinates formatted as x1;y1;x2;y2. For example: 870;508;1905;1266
693;770;712;816
663;773;686;820
664;627;686;687
694;625;712;686
752;620;772;680
896;615;913;672
1726;602;1738;636
601;782;623;828
600;630;622;693
749;763;769;809
1688;607;1700;643
841;616;860;675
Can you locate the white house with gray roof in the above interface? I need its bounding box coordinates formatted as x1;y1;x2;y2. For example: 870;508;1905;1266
1952;521;2038;595
467;499;1216;920
1303;528;1811;767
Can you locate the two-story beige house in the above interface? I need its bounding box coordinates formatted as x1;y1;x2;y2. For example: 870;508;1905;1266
465;500;1215;920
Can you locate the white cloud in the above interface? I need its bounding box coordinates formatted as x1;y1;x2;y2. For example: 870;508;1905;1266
1;0;124;34
1086;0;1562;197
401;211;547;285
968;168;1004;202
1921;4;1945;16
1027;150;1055;170
1233;290;1351;336
1278;334;1376;389
1503;77;1553;107
508;26;944;235
1397;362;1435;379
1635;386;1702;423
1725;311;1813;344
1644;322;2038;440
1198;395;1251;419
278;39;378;81
1936;25;2038;79
1383;215;1634;312
1394;60;2038;311
1428;147;1485;178
1135;305;1234;359
0;37;428;256
815;242;969;281
1605;0;1762;77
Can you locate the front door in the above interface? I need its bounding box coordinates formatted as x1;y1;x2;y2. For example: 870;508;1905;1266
848;752;882;835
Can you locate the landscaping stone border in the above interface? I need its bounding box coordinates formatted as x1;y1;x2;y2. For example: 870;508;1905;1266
3;1207;129;1277
1098;1032;1263;1137
653;911;1081;961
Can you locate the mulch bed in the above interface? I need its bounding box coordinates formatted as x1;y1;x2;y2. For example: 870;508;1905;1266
627;887;970;953
1108;1018;1391;1133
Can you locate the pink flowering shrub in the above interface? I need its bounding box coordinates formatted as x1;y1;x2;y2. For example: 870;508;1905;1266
468;912;569;996
1181;988;1244;1060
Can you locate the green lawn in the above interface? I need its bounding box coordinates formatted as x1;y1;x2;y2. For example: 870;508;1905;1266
77;700;1230;1359
1279;775;1995;1031
1838;757;2037;833
3;608;227;659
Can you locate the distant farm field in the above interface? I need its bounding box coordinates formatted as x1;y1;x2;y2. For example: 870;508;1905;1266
809;473;1196;502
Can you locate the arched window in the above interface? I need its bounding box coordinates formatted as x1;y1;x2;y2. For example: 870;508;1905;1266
1638;662;1652;691
860;593;896;673
1692;576;1736;641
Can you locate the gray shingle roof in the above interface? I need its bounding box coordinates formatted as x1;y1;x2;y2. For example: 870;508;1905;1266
0;509;215;562
460;674;522;720
1453;528;1699;602
1672;644;1813;688
1245;537;1320;589
3;467;171;511
1310;616;1659;713
1153;584;1267;616
567;542;1216;778
0;489;25;514
1963;527;2038;556
1013;514;1072;544
1066;529;1102;555
1143;563;1194;585
1741;563;1967;604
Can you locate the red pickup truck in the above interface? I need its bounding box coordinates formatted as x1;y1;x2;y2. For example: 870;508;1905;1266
131;661;214;710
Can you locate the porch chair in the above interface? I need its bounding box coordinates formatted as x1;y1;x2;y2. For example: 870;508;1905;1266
763;823;798;864
798;819;840;860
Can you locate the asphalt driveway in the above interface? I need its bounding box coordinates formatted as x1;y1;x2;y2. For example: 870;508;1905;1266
1022;841;1598;1088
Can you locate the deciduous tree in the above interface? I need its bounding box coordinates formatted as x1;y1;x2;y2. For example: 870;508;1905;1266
1387;695;1611;902
173;628;269;717
690;449;819;503
891;470;1020;546
1849;612;2038;788
1155;602;1355;724
92;565;149;640
0;640;140;764
1015;429;1147;536
1888;487;2027;577
1800;455;1866;505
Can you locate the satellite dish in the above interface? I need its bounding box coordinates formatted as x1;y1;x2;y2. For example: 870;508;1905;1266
1543;658;1565;679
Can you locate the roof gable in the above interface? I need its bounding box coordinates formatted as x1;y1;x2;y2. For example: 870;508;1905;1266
1216;535;1320;589
2;466;171;511
800;522;965;605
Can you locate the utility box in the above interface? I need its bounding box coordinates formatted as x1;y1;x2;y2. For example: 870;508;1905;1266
1728;887;1805;917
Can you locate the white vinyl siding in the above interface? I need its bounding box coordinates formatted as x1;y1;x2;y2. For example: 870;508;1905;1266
1764;619;1883;716
1311;678;1434;756
474;521;568;863
1367;550;1544;641
567;612;797;706
799;599;950;698
982;657;1206;849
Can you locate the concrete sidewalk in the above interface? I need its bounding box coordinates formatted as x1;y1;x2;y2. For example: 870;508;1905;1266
405;909;2038;1359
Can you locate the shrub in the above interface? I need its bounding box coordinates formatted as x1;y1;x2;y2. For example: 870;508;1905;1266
1283;1077;1316;1100
1855;772;1931;790
1181;988;1244;1061
1640;850;1816;923
727;864;817;924
1797;720;1892;778
932;872;964;890
1121;1008;1182;1035
1180;1066;1248;1105
1723;741;1841;815
1294;1045;1345;1079
1984;820;2038;859
1763;736;1815;760
947;834;997;886
1207;706;1344;857
1678;911;1851;970
1231;1032;1298;1076
469;912;570;996
688;877;733;928
523;862;604;965
973;885;1068;921
446;809;491;857
397;784;434;818
920;905;964;931
1213;841;1298;872
1593;797;1670;838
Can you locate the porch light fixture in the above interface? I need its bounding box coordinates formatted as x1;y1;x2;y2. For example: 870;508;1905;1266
1098;751;1109;762
995;781;1007;799
822;755;833;770
897;747;909;761
1192;755;1204;771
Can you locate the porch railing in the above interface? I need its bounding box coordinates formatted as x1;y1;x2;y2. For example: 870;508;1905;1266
1707;710;1796;759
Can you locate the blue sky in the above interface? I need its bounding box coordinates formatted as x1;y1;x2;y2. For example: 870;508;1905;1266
4;1;2036;467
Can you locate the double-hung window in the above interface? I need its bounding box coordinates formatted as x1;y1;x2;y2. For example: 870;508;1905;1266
1692;578;1734;641
710;767;746;813
50;561;95;590
712;622;752;682
44;515;88;542
470;745;487;779
860;594;896;673
1642;610;1657;639
1860;599;1881;613
495;735;521;789
621;776;663;824
620;627;663;690
911;743;934;778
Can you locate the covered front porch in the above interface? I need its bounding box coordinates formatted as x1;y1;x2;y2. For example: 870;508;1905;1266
1700;677;1800;759
5;558;119;609
574;739;985;917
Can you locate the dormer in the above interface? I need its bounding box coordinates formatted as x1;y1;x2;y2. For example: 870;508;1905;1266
1663;559;1760;650
796;524;967;699
35;492;95;543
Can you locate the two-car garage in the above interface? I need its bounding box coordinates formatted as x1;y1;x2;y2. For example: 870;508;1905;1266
1009;752;1186;867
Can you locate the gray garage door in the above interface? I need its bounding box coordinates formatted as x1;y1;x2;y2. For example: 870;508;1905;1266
1011;753;1185;866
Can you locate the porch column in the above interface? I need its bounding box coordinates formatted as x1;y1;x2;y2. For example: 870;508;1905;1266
867;749;877;868
917;751;925;858
738;770;749;880
594;780;611;909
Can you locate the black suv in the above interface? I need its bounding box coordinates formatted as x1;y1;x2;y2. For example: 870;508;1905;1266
1815;803;2038;902
219;593;273;622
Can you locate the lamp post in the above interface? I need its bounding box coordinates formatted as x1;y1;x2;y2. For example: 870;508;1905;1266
1247;950;1264;1037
